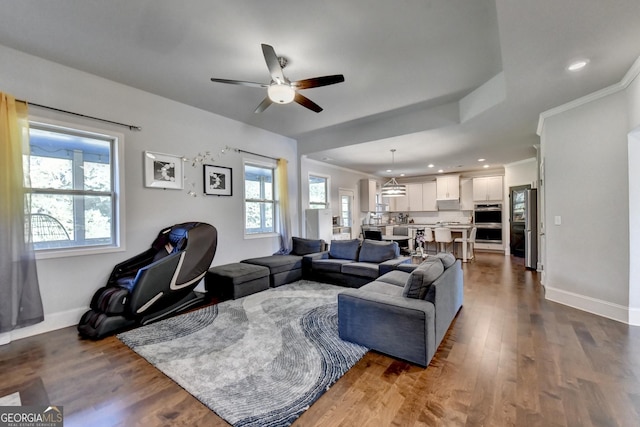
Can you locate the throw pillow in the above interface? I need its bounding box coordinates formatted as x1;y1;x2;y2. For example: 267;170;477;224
329;239;361;260
403;257;444;299
435;252;456;268
291;237;324;255
358;240;398;263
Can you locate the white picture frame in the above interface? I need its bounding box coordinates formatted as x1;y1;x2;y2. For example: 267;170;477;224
144;151;184;190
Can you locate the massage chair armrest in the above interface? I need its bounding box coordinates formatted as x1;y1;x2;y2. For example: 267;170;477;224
126;253;183;316
107;248;157;285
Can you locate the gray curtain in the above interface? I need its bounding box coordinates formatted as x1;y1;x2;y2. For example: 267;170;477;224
0;93;44;334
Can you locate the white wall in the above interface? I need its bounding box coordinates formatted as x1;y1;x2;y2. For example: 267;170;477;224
627;69;640;324
0;44;298;340
540;87;631;322
300;157;375;238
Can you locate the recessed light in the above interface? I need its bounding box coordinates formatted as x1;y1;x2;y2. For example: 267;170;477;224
567;59;589;72
386;169;392;173
428;164;434;168
400;173;405;177
483;164;490;168
438;169;444;173
477;158;485;162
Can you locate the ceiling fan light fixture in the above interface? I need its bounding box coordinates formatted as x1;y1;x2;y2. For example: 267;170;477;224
267;84;295;104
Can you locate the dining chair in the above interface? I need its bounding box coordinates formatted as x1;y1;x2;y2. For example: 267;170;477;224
392;226;410;254
434;227;453;253
363;229;383;241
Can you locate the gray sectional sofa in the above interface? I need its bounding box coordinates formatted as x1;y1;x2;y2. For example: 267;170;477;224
309;239;411;287
337;253;463;367
241;237;327;287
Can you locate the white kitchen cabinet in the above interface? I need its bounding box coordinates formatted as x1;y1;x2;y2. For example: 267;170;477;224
473;176;503;202
436;175;460;200
460;178;474;210
359;179;377;212
421;181;437;211
406;183;423;211
391;191;409;211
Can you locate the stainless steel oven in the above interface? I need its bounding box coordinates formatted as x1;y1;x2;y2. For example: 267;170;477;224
474;203;503;243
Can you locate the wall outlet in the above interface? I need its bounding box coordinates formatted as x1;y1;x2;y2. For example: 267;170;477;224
554;215;562;225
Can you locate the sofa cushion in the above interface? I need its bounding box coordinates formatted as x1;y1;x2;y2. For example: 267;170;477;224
291;237;324;256
341;262;380;279
241;255;303;274
376;270;410;287
434;252;456;269
358;240;399;263
329;239;360;260
358;281;405;297
312;258;353;273
403;257;444;299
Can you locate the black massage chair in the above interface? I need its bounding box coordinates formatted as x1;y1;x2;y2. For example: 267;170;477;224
78;222;218;339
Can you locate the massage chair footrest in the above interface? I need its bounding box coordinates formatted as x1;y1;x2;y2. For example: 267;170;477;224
77;310;136;339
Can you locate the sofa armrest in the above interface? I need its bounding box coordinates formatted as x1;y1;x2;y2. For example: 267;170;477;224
378;256;412;275
338;289;436;366
302;251;330;271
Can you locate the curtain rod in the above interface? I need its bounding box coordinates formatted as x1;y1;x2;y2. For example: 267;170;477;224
18;99;142;131
235;148;279;161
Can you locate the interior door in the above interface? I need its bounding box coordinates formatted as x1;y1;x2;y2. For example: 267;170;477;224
339;189;354;239
509;185;530;257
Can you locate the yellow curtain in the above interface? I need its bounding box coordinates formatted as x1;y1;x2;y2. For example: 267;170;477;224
275;158;292;253
0;92;43;334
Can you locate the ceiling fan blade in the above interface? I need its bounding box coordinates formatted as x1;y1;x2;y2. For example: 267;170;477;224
261;44;286;84
291;74;345;90
210;78;268;88
254;96;273;113
294;93;323;113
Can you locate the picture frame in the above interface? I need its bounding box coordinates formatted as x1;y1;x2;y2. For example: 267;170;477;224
203;164;232;196
144;151;184;190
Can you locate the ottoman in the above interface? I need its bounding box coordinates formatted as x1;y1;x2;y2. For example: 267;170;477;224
205;263;270;300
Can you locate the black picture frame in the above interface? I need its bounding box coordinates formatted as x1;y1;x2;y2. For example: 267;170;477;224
203;164;232;196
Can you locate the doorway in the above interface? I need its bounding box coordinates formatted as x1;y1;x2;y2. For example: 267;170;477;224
509;184;530;258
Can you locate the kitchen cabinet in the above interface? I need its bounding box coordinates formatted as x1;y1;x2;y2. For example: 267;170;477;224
359;179;377;212
406;183;423;211
473;176;503;201
436;175;460;200
460;178;474;210
421;181;437;211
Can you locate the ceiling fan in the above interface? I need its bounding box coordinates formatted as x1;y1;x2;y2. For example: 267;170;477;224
210;44;345;113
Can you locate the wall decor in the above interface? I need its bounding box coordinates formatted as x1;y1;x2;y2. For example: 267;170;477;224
144;151;184;190
203;164;232;196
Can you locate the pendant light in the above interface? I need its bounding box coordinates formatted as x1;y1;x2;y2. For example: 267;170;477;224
381;149;407;197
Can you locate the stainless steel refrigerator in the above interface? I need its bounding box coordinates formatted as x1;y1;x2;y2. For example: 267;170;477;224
524;188;538;269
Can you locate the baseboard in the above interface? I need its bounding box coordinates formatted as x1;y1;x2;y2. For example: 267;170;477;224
629;307;640;326
544;286;634;325
0;307;88;345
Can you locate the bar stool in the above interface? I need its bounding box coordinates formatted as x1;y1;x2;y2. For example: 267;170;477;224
423;227;435;254
454;227;477;260
434;227;453;253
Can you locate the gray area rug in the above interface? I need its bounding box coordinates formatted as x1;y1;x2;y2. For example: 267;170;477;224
117;280;368;427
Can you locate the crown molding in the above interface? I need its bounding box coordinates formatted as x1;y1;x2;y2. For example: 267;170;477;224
537;55;640;136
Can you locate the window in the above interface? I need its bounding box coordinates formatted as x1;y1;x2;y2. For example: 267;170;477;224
25;121;122;253
309;175;328;209
244;163;275;235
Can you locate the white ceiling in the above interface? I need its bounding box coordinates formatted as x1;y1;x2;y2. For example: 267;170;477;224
1;0;639;178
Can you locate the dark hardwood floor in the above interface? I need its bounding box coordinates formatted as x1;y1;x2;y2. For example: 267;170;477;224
2;253;639;426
